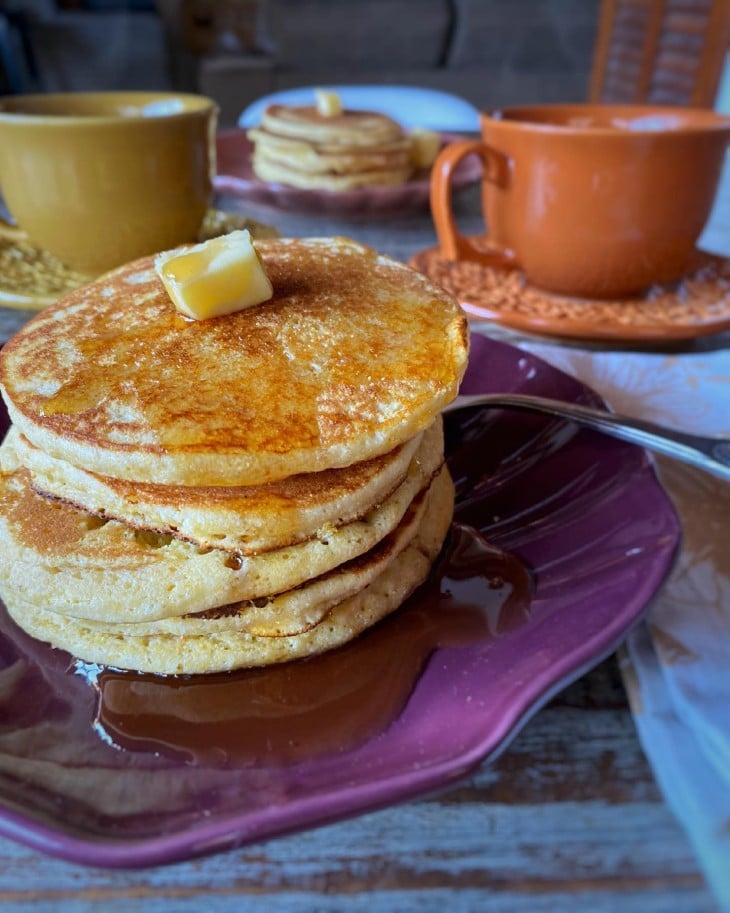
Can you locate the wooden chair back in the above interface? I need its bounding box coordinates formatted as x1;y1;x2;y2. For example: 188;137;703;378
589;0;730;107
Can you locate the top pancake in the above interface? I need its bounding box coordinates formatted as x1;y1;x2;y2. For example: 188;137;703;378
0;237;468;486
261;104;404;146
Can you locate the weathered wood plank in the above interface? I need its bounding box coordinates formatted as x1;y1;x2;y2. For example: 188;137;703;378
0;672;714;913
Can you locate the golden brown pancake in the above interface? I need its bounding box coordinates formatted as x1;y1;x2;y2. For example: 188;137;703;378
0;234;467;676
0;423;444;623
251;156;412;191
260;104;405;146
248;104;415;190
247;127;411;174
4;468;454;673
3;423;435;554
0;237;468;486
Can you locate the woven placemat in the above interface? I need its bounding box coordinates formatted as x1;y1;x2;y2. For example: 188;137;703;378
0;210;279;313
410;239;730;343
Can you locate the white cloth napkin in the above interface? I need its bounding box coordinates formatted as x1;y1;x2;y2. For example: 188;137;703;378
467;143;730;907
487;335;730;908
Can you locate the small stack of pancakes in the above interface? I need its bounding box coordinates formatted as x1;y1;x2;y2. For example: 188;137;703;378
247;103;414;190
0;237;468;675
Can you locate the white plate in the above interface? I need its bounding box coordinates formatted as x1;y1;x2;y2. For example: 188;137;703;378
237;84;480;132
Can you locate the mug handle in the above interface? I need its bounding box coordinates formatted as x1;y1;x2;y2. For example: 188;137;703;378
430;139;516;267
0;216;26;242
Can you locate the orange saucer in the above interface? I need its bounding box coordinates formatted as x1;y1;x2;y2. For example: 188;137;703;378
409;239;730;343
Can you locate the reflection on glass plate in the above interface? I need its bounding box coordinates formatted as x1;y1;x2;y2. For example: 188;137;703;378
0;336;680;868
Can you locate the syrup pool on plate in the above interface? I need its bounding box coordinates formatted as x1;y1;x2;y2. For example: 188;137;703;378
86;524;534;767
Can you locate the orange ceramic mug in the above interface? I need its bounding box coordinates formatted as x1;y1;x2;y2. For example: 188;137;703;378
431;104;730;299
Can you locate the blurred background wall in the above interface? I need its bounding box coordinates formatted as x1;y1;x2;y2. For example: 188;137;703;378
1;0;603;125
1;0;727;126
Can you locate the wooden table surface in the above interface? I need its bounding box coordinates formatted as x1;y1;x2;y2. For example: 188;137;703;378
0;177;725;913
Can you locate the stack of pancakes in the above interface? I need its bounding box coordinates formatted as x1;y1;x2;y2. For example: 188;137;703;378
247;103;414;190
0;237;468;675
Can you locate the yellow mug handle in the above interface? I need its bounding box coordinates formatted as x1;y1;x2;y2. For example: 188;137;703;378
0;216;26;242
430;139;516;267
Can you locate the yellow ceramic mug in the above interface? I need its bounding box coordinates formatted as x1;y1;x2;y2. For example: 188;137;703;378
0;92;218;274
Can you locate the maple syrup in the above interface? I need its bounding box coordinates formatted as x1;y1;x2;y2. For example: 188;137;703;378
88;523;533;767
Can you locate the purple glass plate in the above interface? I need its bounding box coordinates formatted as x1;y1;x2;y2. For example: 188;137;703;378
0;336;680;868
213;130;481;215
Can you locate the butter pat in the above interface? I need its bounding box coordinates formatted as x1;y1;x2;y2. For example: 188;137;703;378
315;89;343;117
409;128;441;169
155;229;273;320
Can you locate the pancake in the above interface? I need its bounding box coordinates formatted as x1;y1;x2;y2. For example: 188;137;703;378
260;104;404;146
247;127;411;175
248;103;416;190
0;234;467;676
0;422;444;623
4;468;454;674
3;423;431;554
0;237;468;487
251;156;412;191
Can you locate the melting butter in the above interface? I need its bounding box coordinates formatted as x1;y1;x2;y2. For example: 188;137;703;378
315;89;343;117
409;128;441;169
154;229;273;320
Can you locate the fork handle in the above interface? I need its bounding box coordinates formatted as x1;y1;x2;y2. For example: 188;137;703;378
445;393;730;482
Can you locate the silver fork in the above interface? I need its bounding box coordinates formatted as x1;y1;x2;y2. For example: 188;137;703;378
443;393;730;482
